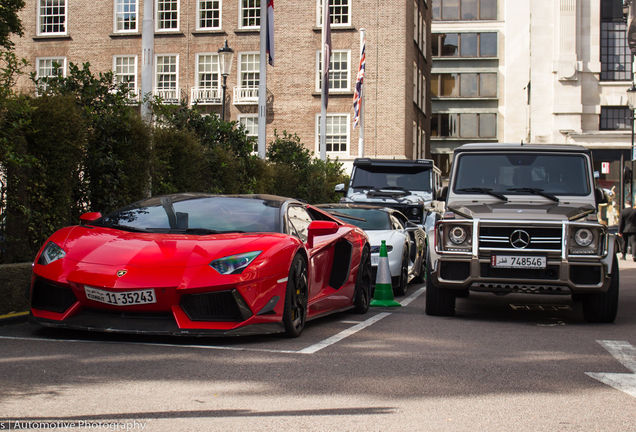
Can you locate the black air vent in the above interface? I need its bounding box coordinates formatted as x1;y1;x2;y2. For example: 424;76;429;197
31;279;77;313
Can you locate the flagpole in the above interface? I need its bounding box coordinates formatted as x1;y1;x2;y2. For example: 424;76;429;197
320;0;330;162
257;0;267;159
358;29;365;158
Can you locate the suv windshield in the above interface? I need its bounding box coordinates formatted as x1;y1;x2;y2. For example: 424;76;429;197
453;153;590;196
351;165;431;191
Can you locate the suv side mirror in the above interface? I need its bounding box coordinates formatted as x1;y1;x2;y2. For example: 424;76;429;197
334;183;345;193
595;187;608;206
438;186;448;201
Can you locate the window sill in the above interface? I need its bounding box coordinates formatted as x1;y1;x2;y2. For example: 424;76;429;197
312;26;356;32
598;81;633;86
109;32;141;38
155;31;185;36
431;97;498;101
235;28;260;34
33;34;71;40
192;29;227;35
432;56;499;61
312;91;354;97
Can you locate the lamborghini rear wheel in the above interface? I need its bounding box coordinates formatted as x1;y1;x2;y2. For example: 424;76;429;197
283;254;309;338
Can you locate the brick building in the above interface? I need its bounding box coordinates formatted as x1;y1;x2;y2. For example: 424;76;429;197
11;0;432;168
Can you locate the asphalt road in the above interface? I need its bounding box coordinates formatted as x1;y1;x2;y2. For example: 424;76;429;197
1;261;636;432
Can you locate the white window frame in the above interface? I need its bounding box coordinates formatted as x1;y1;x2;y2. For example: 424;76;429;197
113;55;138;93
414;1;419;42
315;50;351;92
154;54;180;103
114;0;138;33
37;0;67;36
413;62;418;104
36;57;66;94
156;0;180;32
413;121;417;158
195;53;220;89
239;0;260;29
417;68;422;109
237;52;260;89
315;113;350;155
197;0;222;30
238;114;259;153
317;0;351;28
421;73;426;113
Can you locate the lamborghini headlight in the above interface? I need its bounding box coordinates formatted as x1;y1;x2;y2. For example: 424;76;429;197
38;242;66;265
210;251;262;275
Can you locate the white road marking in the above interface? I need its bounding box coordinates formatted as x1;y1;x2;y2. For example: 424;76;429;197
586;340;636;398
0;287;427;355
297;286;426;354
297;313;391;354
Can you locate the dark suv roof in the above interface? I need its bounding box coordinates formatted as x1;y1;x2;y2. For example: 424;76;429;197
455;143;591;155
353;158;435;167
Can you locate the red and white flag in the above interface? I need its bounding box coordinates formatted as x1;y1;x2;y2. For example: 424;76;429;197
266;0;275;66
353;37;365;128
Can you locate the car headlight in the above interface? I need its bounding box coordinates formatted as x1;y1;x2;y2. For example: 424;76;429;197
210;251;262;275
449;226;468;244
371;245;394;254
574;228;594;247
38;242;66;265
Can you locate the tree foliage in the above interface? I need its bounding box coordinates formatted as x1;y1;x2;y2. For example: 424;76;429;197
0;62;347;263
0;0;25;51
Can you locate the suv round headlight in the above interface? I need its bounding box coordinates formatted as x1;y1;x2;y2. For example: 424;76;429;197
449;226;467;244
574;228;593;247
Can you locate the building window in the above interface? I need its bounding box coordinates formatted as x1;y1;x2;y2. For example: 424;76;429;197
113;56;137;92
431;73;497;97
155;55;179;103
413;62;418;104
157;0;179;31
432;0;497;21
431;113;496;138
316;50;350;92
432;32;497;57
316;114;350;153
421;73;426;112
318;0;351;26
36;57;66;94
197;0;221;29
239;53;260;89
38;0;66;35
600;0;631;82
114;0;137;32
196;54;219;89
241;0;260;28
414;2;419;42
600;107;631;130
239;115;258;152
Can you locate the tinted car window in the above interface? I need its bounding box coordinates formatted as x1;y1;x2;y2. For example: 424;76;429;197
95;196;281;233
454;153;590;196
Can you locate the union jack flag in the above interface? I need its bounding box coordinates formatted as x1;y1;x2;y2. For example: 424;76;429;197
353;38;365;129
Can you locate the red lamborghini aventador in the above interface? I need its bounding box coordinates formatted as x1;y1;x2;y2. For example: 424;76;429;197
30;194;373;337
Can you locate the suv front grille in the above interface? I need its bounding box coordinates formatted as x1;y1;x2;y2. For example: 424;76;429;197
479;226;562;252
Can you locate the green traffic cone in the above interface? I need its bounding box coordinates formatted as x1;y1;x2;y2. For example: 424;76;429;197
370;240;402;307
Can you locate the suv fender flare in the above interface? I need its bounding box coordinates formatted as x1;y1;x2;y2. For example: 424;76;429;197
601;234;617;275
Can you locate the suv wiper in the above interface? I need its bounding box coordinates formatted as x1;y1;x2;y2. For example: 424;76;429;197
456;188;508;202
351;185;377;190
507;187;559;203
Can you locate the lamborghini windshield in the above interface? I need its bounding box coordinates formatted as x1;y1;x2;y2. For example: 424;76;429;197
92;195;281;234
453;153;590;197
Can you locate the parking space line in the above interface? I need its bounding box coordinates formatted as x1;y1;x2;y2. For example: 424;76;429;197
297;286;426;354
0;287;426;355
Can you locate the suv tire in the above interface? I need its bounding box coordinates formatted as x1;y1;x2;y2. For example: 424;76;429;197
425;255;455;316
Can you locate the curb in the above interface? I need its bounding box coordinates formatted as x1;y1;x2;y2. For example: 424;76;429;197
0;311;30;326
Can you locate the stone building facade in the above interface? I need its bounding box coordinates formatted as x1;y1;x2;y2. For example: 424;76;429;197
11;0;432;169
431;0;634;212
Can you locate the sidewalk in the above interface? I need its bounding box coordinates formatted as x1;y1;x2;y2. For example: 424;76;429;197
618;255;636;270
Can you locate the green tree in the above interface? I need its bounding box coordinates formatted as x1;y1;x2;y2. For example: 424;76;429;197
0;0;25;51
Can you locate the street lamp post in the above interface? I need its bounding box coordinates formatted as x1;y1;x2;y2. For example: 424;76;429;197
218;40;234;122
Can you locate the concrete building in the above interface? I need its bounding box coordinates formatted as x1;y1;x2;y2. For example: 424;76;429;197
10;0;432;169
431;0;634;220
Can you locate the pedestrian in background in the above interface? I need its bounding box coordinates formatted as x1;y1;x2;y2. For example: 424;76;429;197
618;204;636;261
